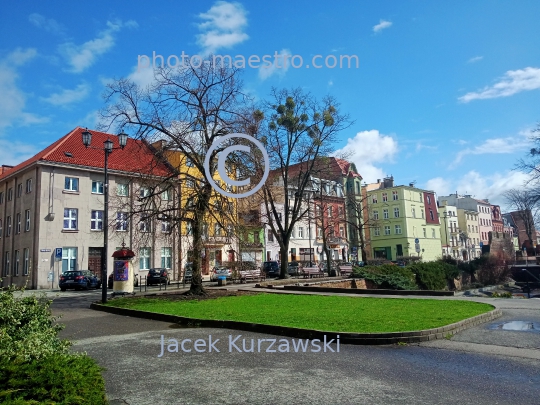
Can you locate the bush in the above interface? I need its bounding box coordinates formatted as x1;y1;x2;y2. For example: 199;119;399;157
352;265;417;290
0;286;70;362
0;353;107;404
408;262;449;290
0;285;107;404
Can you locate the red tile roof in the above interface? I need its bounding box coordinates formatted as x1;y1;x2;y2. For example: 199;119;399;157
0;127;172;180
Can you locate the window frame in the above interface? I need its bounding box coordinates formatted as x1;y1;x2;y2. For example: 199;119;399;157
91;181;104;194
25;210;30;232
63;208;78;230
91;210;104;231
64;177;79;192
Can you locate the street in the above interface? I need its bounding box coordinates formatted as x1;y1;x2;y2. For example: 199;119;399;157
46;289;540;405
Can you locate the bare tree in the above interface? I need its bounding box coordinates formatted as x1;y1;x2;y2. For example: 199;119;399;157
100;61;251;295
259;88;351;278
503;188;539;250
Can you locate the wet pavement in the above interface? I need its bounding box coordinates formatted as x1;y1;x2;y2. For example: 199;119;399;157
47;289;540;405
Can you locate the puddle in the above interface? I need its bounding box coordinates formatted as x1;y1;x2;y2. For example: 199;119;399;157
489;320;540;332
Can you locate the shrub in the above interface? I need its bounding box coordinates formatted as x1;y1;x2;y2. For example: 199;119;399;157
475;255;512;286
408;262;448;290
0;353;107;404
352;265;417;290
0;286;71;362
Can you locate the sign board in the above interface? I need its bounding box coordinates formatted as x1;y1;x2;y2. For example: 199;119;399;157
40;249;51;253
415;238;419;244
415;243;421;253
55;248;62;261
479;242;484;248
47;272;54;282
352;247;358;254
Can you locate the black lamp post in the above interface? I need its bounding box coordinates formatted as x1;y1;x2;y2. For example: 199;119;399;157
82;129;128;303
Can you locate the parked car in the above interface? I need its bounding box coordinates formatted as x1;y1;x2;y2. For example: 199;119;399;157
182;262;193;283
210;266;232;281
107;272;139;289
287;261;300;276
262;261;280;277
146;268;171;285
60;270;101;291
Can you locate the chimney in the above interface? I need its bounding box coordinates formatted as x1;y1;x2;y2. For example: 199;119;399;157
1;165;13;175
383;176;394;188
409;182;414;187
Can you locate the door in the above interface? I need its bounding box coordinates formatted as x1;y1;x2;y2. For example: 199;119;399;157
396;244;403;257
88;247;103;278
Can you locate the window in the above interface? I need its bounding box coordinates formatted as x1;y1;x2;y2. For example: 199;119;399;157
186;157;194;167
374;227;380;236
412;208;416;218
419;193;422;201
186;180;194;188
162;221;171;233
338;207;344;218
161;247;172;268
17;183;22;197
25;210;30;231
116;212;128;231
383;209;389;219
382;192;388;202
373;210;379;220
139;187;150;198
64;177;79;191
429;210;434;221
298;227;304;238
214;224;221;236
161;189;170;201
427;195;431;204
432;228;436;238
395;225;402;234
421;209;424;219
339;227;345;237
328;206;333;217
392;191;398;201
423;228;426;238
92;181;104;194
318;227;323;237
0;192;4;204
139;213;150;232
384;225;391;235
186;222;192;235
8;188;13;201
139;247;151;270
355;182;360;194
4;252;9;276
63;209;78;230
23;248;29;275
62;247;77;272
371;194;378;203
91;210;103;231
15;213;21;234
117;183;129;196
6;216;11;236
268;229;274;242
394;207;400;218
14;250;19;276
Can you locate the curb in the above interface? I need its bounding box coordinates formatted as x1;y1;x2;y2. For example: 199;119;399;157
279;285;455;296
90;302;501;345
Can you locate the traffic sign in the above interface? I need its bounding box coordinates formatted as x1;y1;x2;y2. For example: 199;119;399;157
415;243;421;253
414;238;419;244
55;248;62;261
479;242;483;248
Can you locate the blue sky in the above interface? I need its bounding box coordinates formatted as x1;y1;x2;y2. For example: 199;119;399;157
1;1;540;206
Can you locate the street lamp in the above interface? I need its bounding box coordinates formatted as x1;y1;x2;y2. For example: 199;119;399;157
81;128;128;303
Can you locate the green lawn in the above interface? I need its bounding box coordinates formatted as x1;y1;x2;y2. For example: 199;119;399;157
104;294;494;333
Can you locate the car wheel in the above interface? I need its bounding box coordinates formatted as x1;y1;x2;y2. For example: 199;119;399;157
60;288;66;292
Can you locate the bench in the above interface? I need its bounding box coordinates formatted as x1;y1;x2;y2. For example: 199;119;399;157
339;266;353;277
238;269;266;283
302;267;324;278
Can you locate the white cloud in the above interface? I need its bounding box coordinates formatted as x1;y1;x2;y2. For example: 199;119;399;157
197;1;249;55
42;83;90;106
0;48;48;131
0;139;39;166
451;129;532;167
467;55;483;63
458;67;540;102
59;20;137;73
425;170;530;207
28;13;64;35
258;49;291;81
373;20;392;33
333;130;398;182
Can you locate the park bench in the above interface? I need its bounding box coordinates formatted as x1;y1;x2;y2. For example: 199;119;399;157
339;266;353;277
302;267;324;278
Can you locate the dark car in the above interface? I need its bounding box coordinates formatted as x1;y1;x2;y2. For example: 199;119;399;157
210;266;232;281
287;261;300;276
60;270;101;291
262;261;280;277
147;268;171;285
108;271;139;289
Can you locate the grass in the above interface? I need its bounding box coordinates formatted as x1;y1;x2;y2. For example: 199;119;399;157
104;294;494;333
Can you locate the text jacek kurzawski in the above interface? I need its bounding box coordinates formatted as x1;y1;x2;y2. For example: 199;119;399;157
157;334;340;357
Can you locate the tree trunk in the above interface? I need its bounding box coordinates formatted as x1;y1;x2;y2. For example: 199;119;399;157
279;241;290;279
